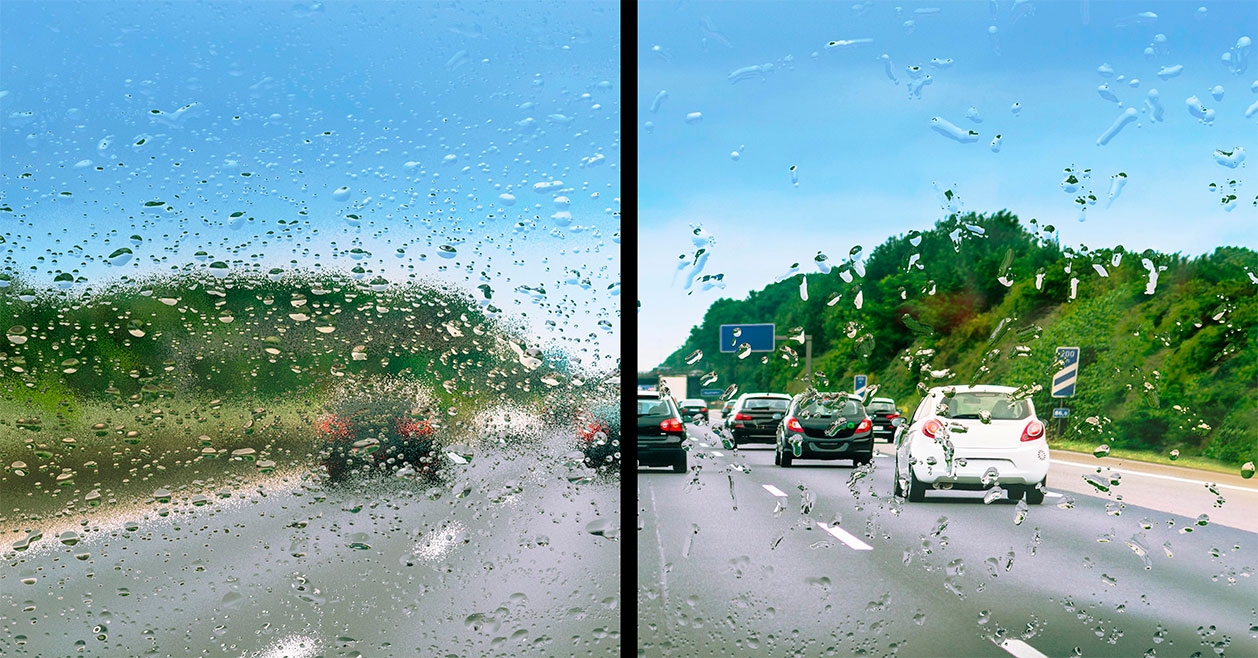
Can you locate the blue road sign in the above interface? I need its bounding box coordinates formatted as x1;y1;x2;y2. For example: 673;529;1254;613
719;323;775;353
1051;346;1080;398
1052;408;1069;418
700;388;724;397
854;374;868;398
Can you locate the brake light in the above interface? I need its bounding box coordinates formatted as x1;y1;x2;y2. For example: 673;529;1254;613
1021;420;1045;442
856;418;872;433
922;418;943;439
734;413;752;421
886;413;900;419
785;417;804;433
660;418;684;434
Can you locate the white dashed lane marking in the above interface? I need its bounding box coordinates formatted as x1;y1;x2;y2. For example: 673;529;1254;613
710;451;724;457
996;638;1048;658
816;522;874;551
762;484;788;497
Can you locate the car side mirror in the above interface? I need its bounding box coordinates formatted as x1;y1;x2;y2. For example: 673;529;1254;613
892;417;906;428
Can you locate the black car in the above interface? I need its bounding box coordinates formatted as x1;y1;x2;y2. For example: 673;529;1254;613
775;392;873;467
677;399;709;423
726;393;792;447
636;391;688;472
575;400;620;471
865;397;903;442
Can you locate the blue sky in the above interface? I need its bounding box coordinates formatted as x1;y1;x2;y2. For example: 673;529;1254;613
638;0;1256;367
1;0;620;372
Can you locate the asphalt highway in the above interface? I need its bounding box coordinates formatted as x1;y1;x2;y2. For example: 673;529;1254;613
1;435;621;657
637;422;1258;658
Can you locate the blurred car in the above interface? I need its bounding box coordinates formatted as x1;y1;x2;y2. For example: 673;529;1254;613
575;400;621;470
726;393;792;447
677;398;709;423
776;392;873;467
865;397;902;442
318;405;442;483
636;390;688;472
720;400;736;424
893;385;1048;504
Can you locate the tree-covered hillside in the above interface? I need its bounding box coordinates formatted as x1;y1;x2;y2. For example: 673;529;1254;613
659;211;1257;467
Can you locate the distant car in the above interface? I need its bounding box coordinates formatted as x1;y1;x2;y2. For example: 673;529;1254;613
720;400;736;423
677;399;709;423
893;385;1048;504
865;397;902;442
776;392;873;467
318;409;441;483
726;393;792;447
636;390;688;472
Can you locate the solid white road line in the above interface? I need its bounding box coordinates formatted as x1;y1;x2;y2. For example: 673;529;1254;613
762;484;788;497
996;638;1048;658
648;487;672;634
1050;459;1254;493
816;522;874;551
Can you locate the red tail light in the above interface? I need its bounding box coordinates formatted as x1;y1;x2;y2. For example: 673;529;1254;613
734;413;752;421
1021;420;1045;442
660;418;684;434
886;413;900;419
922;418;943;439
785;417;804;433
856;418;872;433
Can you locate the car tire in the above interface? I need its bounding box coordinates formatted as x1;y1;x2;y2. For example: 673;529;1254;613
773;445;781;466
780;447;793;468
906;464;926;502
672;451;687;474
893;458;904;497
855;454;873;467
1025;479;1046;505
1006;486;1025;501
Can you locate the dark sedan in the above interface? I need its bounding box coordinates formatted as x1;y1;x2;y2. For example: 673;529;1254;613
775;392;873;467
726;393;792;448
865;397;903;442
636;391;688;472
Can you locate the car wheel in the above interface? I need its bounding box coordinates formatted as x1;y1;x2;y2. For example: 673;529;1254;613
1006;486;1025;501
1025;479;1046;505
780;446;793;467
672;451;687;473
855;454;872;466
773;444;781;465
893;457;904;497
906;463;926;502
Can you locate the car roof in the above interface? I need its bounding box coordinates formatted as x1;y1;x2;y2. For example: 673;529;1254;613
679;399;706;405
637;390;663;398
870;397;895;403
925;385;1018;395
738;392;791;399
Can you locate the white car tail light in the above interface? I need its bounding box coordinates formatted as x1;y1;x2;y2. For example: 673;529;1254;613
1021;419;1045;442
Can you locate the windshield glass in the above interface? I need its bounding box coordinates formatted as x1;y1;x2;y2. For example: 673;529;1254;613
639;398;675;417
743;398;790;410
0;2;621;655
799;397;864;418
867;402;897;413
941;392;1032;420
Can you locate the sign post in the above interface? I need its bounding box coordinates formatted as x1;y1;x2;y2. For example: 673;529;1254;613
1050;346;1080;438
718;323;814;383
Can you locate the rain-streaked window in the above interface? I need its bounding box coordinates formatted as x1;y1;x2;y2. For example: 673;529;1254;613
1;2;620;655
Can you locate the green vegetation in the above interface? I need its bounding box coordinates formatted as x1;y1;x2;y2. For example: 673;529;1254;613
659;211;1257;470
0;271;601;524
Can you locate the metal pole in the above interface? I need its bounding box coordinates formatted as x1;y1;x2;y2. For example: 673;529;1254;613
805;335;812;384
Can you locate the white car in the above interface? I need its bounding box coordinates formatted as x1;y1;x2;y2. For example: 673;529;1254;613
893;385;1049;504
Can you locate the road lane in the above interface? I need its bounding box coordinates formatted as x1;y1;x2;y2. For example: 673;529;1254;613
637;424;1258;657
3;434;621;657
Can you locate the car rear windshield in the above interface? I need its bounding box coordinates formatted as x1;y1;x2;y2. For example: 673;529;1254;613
867;402;897;413
798;397;863;417
638;398;676;417
941;393;1031;420
743;398;790;411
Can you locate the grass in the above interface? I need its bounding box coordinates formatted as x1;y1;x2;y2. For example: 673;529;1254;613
1048;437;1248;478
